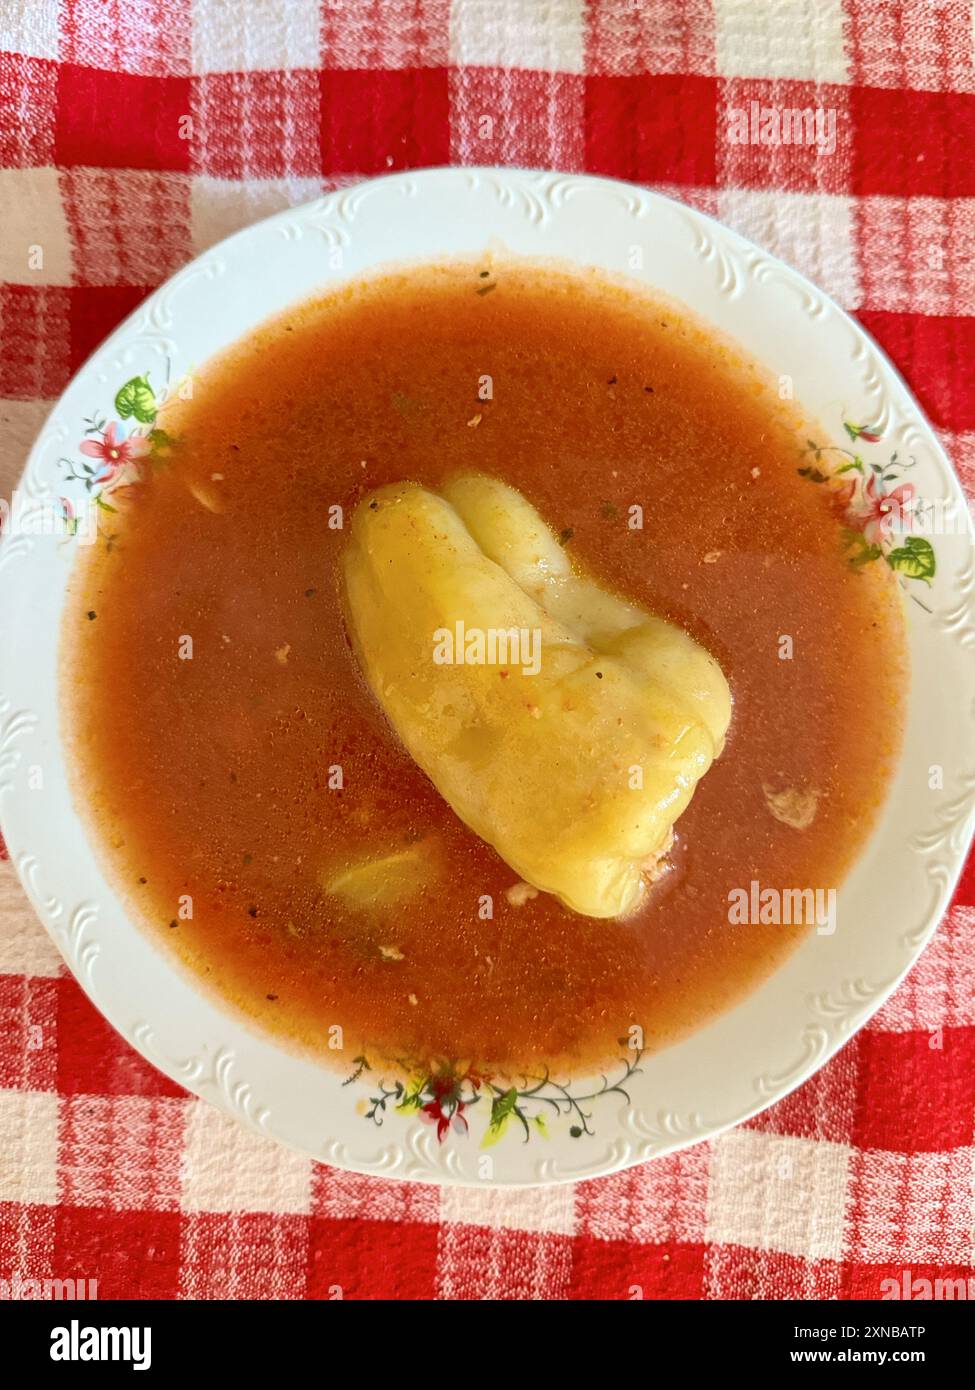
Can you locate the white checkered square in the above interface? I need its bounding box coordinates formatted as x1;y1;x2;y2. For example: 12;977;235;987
705;1130;852;1261
0;168;72;286
191;0;322;73
0;0;59;60
180;1100;312;1214
0;1089;59;1204
717;188;860;307
189;175;326;254
449;0;586;73
0;859;63;977
714;0;849;83
440;1181;575;1236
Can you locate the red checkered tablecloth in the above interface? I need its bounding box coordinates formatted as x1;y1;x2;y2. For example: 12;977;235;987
1;0;974;1301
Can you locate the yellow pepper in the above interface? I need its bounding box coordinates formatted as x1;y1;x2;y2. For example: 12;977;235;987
342;475;731;918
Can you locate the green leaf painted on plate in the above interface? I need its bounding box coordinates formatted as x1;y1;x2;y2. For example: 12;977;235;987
115;375;156;424
395;1074;428;1113
482;1087;519;1148
886;535;935;584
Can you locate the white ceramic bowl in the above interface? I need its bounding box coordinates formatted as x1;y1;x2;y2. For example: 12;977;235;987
2;168;974;1186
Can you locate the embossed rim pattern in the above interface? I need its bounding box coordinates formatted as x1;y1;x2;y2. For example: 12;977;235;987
2;168;974;1186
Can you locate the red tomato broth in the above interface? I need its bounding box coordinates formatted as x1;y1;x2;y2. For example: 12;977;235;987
62;259;906;1078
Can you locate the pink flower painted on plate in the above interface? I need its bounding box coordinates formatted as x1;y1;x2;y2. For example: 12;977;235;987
851;474;916;546
79;422;149;488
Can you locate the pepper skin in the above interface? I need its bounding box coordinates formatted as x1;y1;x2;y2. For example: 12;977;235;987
342;476;731;918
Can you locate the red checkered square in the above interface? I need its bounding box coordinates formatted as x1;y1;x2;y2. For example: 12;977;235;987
69;284;152;374
704;1245;842;1300
857;308;975;433
54;1205;181;1298
852;1027;975;1153
319;66;450;174
717;78;853;193
450;67;584;169
746;1037;861;1145
60;168;192;286
0;285;71;399
575;1145;710;1244
182;1211;309;1298
438;1223;572;1299
844;0;975;95
0;974;58;1092
851;87;975;198
585;73;717;185
59;1094;187;1210
570;1236;707;1299
191;69;321;178
322;0;450;69
55;64;192;171
585;0;716;77
847;1146;975;1262
0;55;56;166
56;974;186;1099
951;839;973;906
843;1259;975;1301
308;1215;439;1298
856;195;975;317
60;0;193;78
